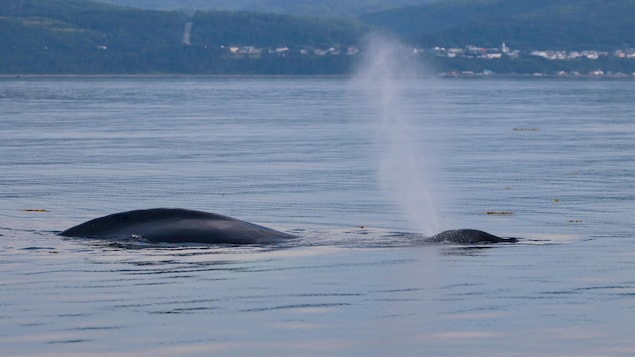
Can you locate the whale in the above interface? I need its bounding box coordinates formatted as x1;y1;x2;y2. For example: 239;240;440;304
59;208;295;244
424;229;518;244
59;208;516;246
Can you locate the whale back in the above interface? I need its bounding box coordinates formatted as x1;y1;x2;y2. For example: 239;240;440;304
59;208;295;244
59;208;227;236
426;229;518;244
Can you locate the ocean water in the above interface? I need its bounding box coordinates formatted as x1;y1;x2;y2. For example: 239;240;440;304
1;76;634;356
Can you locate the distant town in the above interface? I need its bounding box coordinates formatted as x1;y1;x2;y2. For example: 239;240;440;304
203;41;635;77
426;42;635;77
427;42;635;61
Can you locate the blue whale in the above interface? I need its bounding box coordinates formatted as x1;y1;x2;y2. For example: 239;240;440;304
59;208;516;246
59;208;295;244
425;229;518;244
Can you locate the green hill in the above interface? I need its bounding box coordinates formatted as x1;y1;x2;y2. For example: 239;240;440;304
1;0;188;72
189;11;364;48
99;0;433;17
2;0;634;75
0;0;365;74
362;0;635;50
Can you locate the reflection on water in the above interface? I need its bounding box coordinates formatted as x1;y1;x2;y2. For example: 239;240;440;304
2;225;634;356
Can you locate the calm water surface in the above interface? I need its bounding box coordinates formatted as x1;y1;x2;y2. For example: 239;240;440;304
1;76;635;356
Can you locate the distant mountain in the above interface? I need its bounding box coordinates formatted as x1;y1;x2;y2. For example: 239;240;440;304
362;0;635;50
99;0;435;17
0;0;366;74
189;11;364;48
2;0;634;75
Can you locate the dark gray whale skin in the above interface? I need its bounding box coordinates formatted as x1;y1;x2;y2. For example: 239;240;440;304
425;229;518;244
59;209;514;246
59;208;295;244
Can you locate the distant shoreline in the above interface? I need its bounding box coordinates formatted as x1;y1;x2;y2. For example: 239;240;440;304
0;73;341;77
2;73;633;79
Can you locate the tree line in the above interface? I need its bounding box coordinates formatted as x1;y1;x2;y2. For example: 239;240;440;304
1;0;635;75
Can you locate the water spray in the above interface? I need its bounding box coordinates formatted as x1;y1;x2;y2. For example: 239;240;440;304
352;34;441;235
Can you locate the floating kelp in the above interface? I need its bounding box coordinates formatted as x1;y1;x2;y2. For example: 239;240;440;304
485;211;514;215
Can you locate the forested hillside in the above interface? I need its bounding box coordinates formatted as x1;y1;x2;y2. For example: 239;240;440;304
99;0;432;17
189;11;364;48
362;0;635;50
0;0;365;74
1;0;634;75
